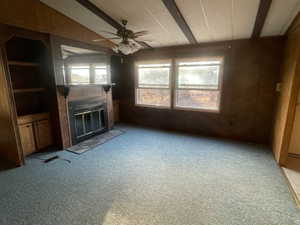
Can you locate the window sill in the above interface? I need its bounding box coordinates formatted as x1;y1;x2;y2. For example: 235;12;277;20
135;103;171;110
173;106;220;113
58;83;114;87
134;104;220;113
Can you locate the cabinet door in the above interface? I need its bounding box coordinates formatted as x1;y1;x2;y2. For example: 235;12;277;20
34;119;52;149
19;123;36;156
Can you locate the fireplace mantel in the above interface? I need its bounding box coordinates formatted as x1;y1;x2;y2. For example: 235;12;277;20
57;83;115;98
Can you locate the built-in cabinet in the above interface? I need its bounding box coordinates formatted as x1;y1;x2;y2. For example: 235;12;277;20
35;119;52;149
18;123;36;156
17;113;52;156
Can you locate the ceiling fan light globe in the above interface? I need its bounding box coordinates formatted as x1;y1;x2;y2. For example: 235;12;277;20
118;42;134;55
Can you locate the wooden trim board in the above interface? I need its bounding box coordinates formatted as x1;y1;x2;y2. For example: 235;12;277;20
281;156;300;208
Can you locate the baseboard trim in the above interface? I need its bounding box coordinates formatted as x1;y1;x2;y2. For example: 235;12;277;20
281;167;300;209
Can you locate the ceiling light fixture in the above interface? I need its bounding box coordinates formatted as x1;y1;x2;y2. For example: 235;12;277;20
112;39;141;55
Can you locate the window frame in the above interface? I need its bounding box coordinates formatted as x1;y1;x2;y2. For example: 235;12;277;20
134;57;224;113
92;63;110;85
134;60;172;109
66;63;110;85
173;57;224;113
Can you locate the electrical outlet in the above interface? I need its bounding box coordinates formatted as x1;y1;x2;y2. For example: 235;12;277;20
276;82;282;92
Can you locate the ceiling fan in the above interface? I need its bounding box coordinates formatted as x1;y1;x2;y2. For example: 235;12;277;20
94;20;151;55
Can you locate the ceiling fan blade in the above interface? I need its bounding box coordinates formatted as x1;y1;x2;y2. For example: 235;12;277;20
133;39;153;42
134;40;152;48
133;30;149;35
133;33;150;39
133;33;149;37
100;30;120;37
93;37;121;42
133;38;152;43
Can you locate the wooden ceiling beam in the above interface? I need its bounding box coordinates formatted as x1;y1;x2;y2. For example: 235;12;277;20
162;0;197;44
252;0;272;38
76;0;122;30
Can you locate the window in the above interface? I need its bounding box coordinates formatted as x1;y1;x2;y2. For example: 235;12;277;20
134;57;223;112
94;65;108;84
70;65;90;84
175;58;222;111
135;61;171;107
68;64;109;85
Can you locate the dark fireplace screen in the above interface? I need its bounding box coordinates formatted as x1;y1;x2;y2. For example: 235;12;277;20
69;98;108;144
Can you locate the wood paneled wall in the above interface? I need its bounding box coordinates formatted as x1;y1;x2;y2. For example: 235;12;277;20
0;48;23;165
119;37;284;144
0;0;112;48
288;90;300;155
272;13;300;164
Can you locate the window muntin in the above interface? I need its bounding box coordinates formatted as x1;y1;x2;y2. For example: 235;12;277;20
175;59;222;111
136;62;171;107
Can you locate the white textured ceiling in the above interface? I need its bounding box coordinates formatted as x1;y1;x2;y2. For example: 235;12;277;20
40;0;300;47
176;0;260;42
261;0;300;36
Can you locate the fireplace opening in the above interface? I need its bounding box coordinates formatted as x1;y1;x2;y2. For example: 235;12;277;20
74;108;105;138
69;98;108;144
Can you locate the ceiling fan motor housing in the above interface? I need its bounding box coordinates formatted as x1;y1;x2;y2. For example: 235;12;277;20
121;19;128;26
117;28;135;40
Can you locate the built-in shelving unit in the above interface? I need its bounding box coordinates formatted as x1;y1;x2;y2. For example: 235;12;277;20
5;37;49;116
4;36;55;156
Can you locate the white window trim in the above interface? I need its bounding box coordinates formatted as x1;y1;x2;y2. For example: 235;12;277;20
135;60;172;108
134;57;224;113
67;63;110;85
173;57;223;113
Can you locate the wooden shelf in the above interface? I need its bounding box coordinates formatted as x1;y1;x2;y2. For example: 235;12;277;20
8;61;40;67
13;88;46;94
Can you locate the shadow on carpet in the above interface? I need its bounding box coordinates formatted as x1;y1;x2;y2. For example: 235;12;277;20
66;129;124;154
